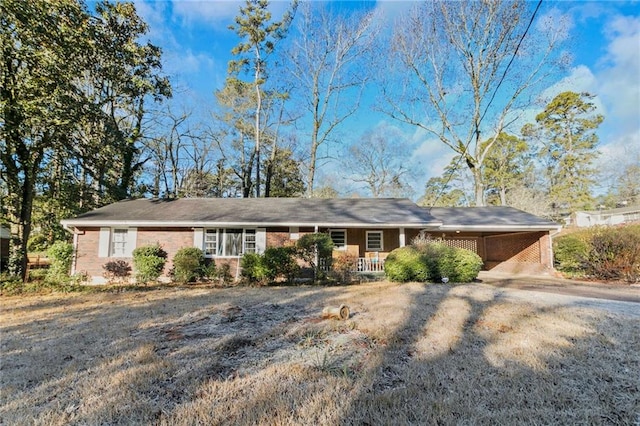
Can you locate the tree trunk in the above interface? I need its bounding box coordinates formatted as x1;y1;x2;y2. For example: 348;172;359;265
472;167;485;207
307;123;319;197
254;50;262;198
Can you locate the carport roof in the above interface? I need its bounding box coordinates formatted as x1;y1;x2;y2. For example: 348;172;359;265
427;206;561;232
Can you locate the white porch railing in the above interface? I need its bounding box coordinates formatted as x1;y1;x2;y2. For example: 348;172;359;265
319;257;385;273
356;257;385;272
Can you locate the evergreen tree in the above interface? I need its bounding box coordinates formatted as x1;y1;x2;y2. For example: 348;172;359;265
522;91;603;213
227;0;296;197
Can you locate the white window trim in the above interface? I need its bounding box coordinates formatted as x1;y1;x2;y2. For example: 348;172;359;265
98;227;136;258
330;229;347;251
200;228;264;258
366;230;384;251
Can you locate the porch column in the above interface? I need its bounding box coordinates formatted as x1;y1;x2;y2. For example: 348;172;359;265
399;227;406;247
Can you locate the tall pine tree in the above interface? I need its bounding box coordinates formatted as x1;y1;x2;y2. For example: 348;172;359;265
523;91;604;213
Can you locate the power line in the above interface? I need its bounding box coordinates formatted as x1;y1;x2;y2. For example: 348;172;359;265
428;0;543;211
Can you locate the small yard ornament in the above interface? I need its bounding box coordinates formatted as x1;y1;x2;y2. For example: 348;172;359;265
442;277;449;283
322;304;350;320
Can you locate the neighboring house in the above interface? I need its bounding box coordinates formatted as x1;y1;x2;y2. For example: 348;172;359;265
60;198;561;283
567;205;640;228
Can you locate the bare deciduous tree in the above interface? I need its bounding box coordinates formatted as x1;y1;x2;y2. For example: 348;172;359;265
284;2;378;197
386;0;567;206
343;124;413;198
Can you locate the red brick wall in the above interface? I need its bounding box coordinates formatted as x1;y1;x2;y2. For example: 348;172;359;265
482;231;551;273
74;227;193;282
415;231;552;274
73;226;554;281
74;227;103;278
266;227;294;248
137;228;194;273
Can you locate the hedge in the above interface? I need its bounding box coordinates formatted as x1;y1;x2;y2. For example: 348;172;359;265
384;242;482;283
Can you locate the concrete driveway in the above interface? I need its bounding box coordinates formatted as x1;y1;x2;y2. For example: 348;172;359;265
477;271;640;318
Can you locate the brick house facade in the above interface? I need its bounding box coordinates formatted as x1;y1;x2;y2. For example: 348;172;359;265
62;198;560;283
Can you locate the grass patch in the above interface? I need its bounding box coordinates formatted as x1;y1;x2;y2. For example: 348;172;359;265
1;282;638;424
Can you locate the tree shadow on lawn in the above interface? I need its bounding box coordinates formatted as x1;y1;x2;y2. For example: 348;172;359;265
0;285;354;424
1;283;638;425
336;285;640;425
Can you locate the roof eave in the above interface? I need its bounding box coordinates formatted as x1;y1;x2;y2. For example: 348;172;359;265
437;224;561;232
60;220;444;229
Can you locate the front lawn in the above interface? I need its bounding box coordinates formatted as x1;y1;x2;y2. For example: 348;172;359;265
1;282;638;424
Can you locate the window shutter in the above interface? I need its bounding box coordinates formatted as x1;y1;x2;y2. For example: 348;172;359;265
193;228;204;250
98;227;110;258
256;228;266;254
125;228;137;257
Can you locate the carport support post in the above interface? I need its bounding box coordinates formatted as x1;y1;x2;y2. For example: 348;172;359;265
314;225;319;281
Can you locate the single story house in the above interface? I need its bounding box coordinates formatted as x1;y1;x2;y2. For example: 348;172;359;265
566;205;640;228
60;198;560;283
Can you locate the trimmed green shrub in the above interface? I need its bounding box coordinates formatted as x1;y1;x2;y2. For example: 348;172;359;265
384;246;429;282
172;247;207;283
132;244;167;284
241;247;299;284
240;253;263;282
385;243;483;283
262;247;300;283
296;233;334;278
46;241;74;281
422;242;450;282
448;248;483;283
554;234;589;273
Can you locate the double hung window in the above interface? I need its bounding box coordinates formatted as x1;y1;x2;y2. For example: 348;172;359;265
99;227;136;258
204;229;257;257
366;231;383;251
329;230;346;250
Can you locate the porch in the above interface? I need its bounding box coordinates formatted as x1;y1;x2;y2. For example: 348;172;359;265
320;256;386;273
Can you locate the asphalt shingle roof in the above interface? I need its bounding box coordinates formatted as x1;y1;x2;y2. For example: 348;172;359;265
62;199;560;231
62;198;442;228
427;206;559;230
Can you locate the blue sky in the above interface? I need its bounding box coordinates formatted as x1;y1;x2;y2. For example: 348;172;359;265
133;0;640;198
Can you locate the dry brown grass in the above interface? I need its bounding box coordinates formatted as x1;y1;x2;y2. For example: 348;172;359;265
1;281;639;425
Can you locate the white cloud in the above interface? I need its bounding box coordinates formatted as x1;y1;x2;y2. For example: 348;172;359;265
171;49;216;75
372;0;415;26
597;14;640;135
578;13;640;186
540;65;598;100
171;0;294;27
410;128;457;184
172;0;241;26
135;1;180;50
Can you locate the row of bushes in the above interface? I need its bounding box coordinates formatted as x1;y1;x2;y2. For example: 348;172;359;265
554;224;640;283
383;241;483;283
5;231;486;292
103;245;226;284
240;233;335;285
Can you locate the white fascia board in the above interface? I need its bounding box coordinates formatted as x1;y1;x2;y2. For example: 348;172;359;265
438;224;562;232
60;220;444;229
